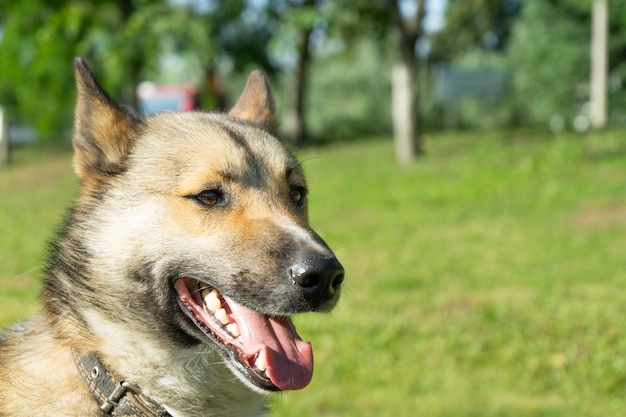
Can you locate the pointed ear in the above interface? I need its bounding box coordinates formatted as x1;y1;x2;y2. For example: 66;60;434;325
72;57;140;183
228;70;277;135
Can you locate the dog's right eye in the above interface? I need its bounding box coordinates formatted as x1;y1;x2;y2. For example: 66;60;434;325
195;190;223;207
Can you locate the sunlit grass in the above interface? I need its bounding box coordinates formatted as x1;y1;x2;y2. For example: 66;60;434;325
0;144;76;324
2;131;626;416
272;130;626;416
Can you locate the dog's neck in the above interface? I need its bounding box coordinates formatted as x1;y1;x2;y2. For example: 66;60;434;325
68;310;266;417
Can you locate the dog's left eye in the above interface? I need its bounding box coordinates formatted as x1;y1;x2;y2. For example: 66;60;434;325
196;190;223;207
290;185;306;206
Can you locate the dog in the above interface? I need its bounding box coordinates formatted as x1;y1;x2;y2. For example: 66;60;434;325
0;58;344;417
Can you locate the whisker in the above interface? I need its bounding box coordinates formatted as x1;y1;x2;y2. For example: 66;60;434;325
190;284;213;296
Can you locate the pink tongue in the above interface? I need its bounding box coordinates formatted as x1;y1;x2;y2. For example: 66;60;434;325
225;296;314;390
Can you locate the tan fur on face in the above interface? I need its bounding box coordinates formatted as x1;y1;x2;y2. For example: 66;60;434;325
131;114;309;232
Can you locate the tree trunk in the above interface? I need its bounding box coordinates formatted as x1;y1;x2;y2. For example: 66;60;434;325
118;0;142;111
391;0;425;165
283;3;313;145
392;64;417;165
0;107;9;166
590;0;608;129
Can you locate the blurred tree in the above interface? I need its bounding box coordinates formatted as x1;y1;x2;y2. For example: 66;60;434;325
0;0;214;137
430;0;626;129
306;38;394;139
427;0;522;130
507;0;591;126
430;0;523;61
547;0;626;127
325;0;426;163
0;0;275;139
278;0;319;145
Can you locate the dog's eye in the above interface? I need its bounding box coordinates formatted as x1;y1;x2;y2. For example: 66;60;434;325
290;185;306;207
196;190;223;207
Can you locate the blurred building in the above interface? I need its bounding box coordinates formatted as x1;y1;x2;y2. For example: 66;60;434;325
137;82;197;115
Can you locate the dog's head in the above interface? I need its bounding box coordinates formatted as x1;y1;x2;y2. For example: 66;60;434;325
51;59;343;394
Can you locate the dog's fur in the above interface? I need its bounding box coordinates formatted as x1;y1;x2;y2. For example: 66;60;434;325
0;59;343;417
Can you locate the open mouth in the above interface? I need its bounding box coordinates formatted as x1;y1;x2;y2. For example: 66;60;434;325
173;278;313;392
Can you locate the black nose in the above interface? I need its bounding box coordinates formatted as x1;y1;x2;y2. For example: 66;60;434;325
290;258;345;307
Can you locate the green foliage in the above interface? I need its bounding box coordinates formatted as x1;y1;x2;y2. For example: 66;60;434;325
430;0;626;129
3;130;626;415
430;0;523;59
0;0;250;139
0;1;94;134
5;0;626;139
505;1;590;127
306;39;394;140
323;0;393;44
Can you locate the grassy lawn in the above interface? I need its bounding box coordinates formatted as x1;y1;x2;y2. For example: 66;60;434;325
0;144;77;324
2;131;626;416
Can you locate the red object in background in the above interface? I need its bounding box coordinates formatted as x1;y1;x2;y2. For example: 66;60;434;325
137;82;197;115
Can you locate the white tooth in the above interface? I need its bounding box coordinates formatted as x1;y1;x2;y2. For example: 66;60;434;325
226;323;240;338
255;353;267;372
202;289;222;312
215;308;230;325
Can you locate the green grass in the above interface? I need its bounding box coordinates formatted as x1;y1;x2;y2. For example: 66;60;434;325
0;143;77;324
2;131;626;416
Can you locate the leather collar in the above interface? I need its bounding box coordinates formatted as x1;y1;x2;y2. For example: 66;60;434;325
71;348;171;417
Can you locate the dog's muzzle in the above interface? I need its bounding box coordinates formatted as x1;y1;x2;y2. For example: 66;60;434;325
173;255;344;393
